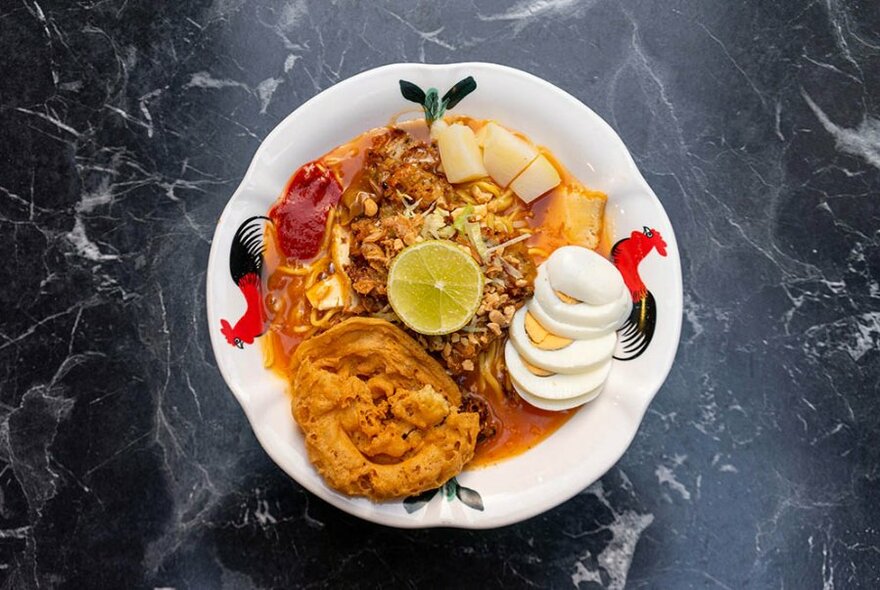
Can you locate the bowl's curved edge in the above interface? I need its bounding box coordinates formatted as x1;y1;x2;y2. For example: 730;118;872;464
206;61;684;529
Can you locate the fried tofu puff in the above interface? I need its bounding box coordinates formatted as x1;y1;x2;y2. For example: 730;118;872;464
289;318;480;500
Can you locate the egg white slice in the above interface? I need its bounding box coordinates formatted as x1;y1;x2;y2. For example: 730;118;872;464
546;245;624;305
504;340;613;400
511;379;603;411
528;293;618;340
533;266;631;333
509;307;617;374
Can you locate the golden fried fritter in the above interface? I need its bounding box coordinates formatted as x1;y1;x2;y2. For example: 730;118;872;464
289;318;480;500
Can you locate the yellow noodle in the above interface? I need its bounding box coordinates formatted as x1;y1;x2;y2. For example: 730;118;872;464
284;306;302;332
310;307;338;327
263;331;276;368
270;297;289;326
529;247;551;258
483;368;502;402
305;256;330;288
478;341;504;402
488;191;514;212
472;179;502;196
470;185;493;203
477;352;491;389
323;149;356;166
288;300;312;329
476;371;488;396
275;265;311;276
454;188;476;205
317;208;336;254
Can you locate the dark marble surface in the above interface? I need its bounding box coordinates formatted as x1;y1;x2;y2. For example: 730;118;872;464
1;0;878;587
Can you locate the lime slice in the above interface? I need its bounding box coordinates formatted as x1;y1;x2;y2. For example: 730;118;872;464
387;240;484;335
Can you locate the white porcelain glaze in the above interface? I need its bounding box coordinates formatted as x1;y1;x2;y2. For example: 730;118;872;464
206;62;683;529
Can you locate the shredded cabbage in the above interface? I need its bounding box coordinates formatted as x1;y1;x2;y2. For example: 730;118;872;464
465;221;488;261
421;210;448;239
452;205;474;233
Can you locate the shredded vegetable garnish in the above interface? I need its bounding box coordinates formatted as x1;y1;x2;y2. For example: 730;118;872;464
452;205;474;233
499;257;524;279
421;210;449;239
401;195;422;217
485;232;531;255
465;221;488;261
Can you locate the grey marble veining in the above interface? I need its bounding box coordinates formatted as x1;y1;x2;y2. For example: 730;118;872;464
0;0;878;588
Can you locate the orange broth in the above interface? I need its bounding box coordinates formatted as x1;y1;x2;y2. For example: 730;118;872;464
262;117;604;467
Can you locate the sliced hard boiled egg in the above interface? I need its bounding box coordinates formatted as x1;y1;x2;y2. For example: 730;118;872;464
509;307;617;375
509;154;561;203
521;357;555;377
546;245;624;305
528;295;616;340
555;290;580;304
481;123;539;187
533;267;631;333
523;311;573;350
504;340;612;400
436;123;488;183
511;379;604;411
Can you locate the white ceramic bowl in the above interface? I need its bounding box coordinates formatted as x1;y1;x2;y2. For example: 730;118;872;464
206;62;682;529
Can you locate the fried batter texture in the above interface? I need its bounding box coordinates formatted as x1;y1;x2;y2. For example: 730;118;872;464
289;318;480;500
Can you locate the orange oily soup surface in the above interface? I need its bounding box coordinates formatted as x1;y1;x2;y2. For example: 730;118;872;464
262;117;606;467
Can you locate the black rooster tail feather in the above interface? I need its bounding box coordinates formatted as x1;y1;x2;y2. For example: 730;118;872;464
229;216;271;285
614;290;657;361
610;238;627;266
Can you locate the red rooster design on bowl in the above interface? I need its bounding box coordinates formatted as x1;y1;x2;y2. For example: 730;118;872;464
220;216;270;349
611;226;667;360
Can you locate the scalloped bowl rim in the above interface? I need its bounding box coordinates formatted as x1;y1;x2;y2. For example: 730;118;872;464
206;62;682;529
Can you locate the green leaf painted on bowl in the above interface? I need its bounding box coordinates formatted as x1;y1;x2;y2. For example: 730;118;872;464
399;80;426;105
402;477;483;513
455;484;484;511
403;487;439;514
442;76;477;110
442;477;458;500
424;88;441;122
398;76;478;124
